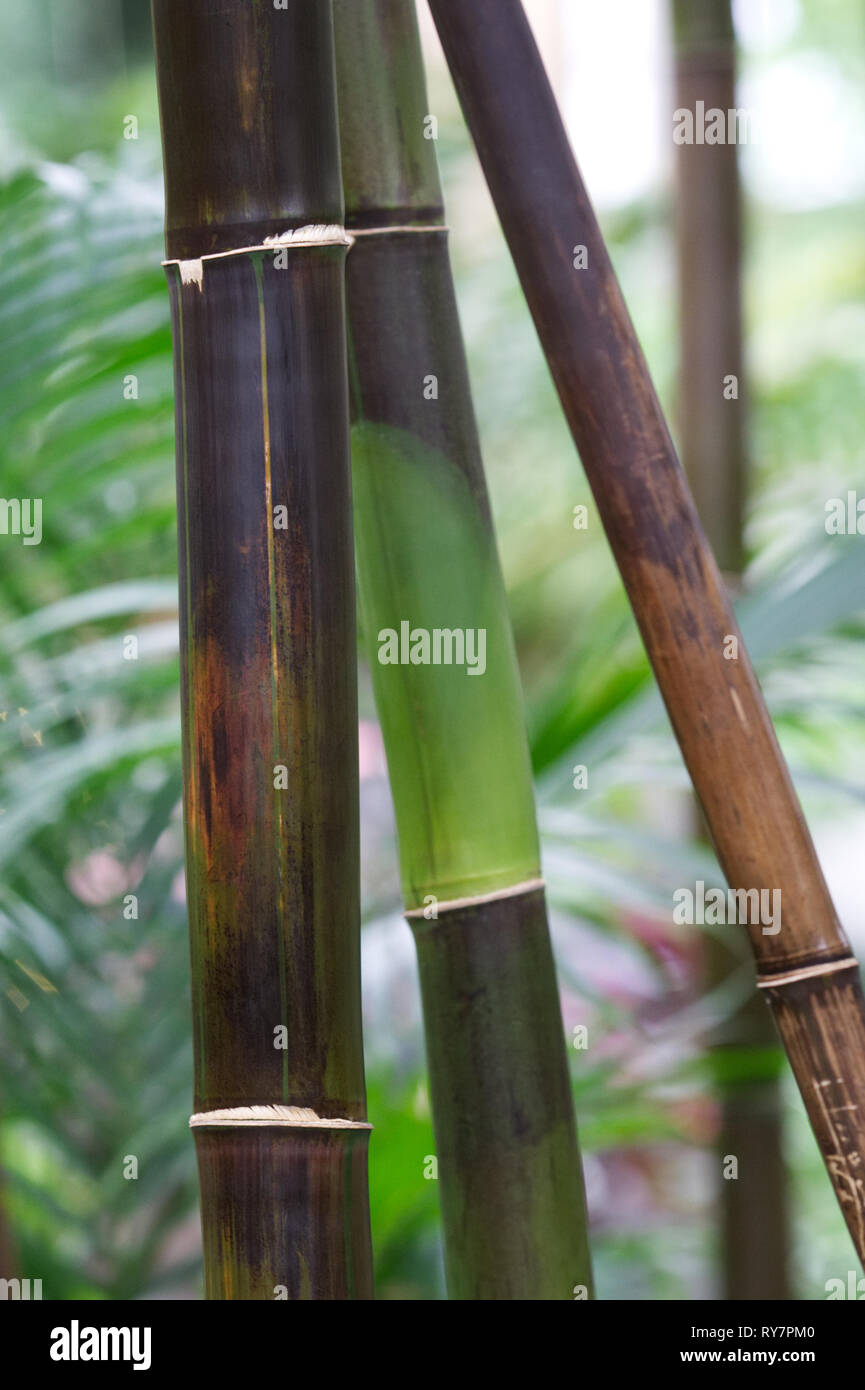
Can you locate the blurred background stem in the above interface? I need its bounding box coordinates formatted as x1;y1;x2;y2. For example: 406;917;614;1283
673;0;790;1301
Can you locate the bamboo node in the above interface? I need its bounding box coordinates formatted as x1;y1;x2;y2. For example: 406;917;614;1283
189;1105;372;1130
405;876;546;920
350;224;450;237
756;957;860;990
163;226;353;286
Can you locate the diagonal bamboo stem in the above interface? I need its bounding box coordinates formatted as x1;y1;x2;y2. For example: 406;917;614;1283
428;0;865;1264
333;0;593;1299
153;0;373;1299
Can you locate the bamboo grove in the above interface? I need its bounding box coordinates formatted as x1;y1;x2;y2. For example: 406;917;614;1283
151;0;865;1296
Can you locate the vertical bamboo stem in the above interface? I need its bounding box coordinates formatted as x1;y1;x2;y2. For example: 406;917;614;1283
429;0;865;1264
674;0;745;578
334;0;593;1299
673;0;790;1298
153;0;373;1299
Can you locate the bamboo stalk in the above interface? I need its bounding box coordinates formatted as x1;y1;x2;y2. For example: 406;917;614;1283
674;0;744;579
153;0;373;1299
673;0;790;1300
429;0;865;1264
333;0;593;1299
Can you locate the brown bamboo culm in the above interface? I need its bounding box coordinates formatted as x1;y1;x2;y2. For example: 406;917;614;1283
429;0;865;1263
153;0;373;1298
674;0;790;1300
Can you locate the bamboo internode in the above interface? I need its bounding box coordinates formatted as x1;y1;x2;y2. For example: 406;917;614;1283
154;0;373;1299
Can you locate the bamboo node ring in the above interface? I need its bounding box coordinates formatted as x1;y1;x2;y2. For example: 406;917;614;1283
163;225;354;289
189;1105;372;1130
756;957;860;990
404;876;546;920
349;224;450;237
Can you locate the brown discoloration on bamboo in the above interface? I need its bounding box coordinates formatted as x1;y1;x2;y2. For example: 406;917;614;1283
409;884;592;1300
429;0;865;1260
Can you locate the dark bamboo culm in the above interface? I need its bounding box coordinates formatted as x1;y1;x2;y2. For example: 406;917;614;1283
674;0;789;1300
333;0;592;1299
429;0;865;1264
152;0;373;1298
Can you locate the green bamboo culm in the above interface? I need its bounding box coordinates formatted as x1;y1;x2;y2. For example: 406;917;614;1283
152;0;373;1299
334;0;593;1300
